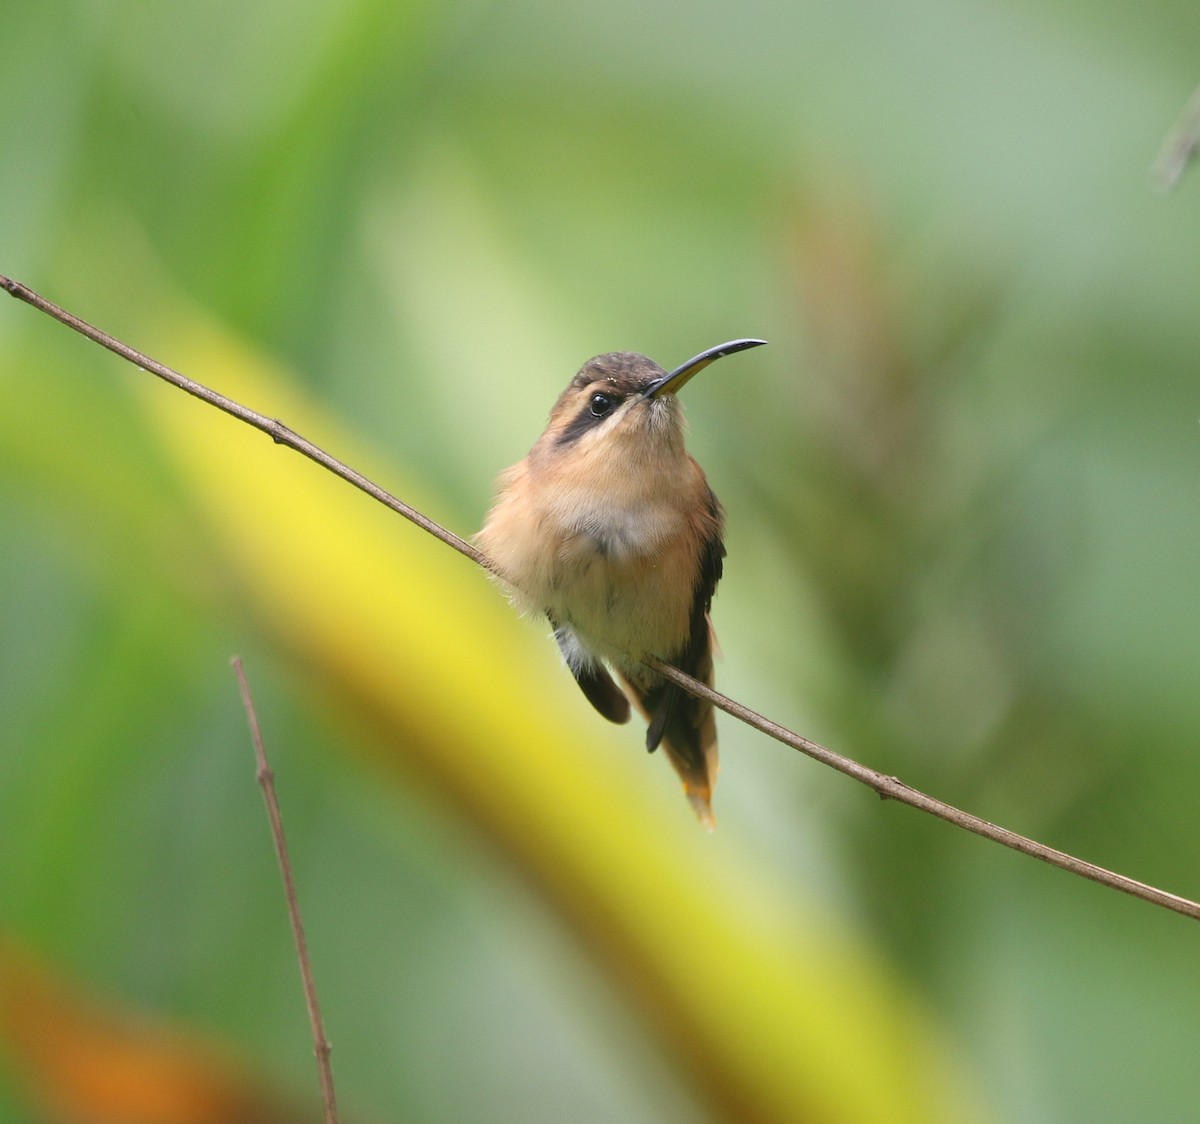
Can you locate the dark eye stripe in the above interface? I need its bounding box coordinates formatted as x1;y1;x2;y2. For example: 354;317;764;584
556;390;624;446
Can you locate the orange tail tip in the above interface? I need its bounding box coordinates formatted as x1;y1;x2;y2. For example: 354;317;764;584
661;711;719;829
685;785;717;832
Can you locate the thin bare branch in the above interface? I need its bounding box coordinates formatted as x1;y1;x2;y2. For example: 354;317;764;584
650;659;1200;921
6;274;1198;924
232;656;339;1124
0;275;484;568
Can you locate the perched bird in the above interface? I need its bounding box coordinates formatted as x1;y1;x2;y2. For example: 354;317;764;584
476;338;765;826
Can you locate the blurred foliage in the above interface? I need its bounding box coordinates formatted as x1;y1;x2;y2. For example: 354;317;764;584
3;0;1200;1121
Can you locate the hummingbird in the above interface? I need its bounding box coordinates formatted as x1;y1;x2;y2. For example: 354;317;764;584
476;338;766;827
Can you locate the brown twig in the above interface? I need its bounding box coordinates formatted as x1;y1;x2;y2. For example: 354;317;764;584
650;659;1200;921
232;656;339;1124
0;275;484;568
5;274;1199;924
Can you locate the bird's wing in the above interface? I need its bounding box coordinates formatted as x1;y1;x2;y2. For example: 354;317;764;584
553;625;631;724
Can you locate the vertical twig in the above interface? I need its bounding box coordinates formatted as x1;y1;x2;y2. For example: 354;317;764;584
232;656;339;1124
1152;84;1200;191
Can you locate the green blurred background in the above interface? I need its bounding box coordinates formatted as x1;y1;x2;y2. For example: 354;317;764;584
3;0;1200;1120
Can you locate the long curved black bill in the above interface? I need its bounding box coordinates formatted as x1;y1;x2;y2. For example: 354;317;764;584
645;337;767;397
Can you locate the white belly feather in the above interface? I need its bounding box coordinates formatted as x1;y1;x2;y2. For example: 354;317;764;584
538;486;695;666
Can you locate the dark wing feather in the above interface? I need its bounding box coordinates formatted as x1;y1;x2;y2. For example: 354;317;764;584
553;626;630;724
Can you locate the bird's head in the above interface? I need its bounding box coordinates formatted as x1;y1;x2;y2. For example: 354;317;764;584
537;339;766;467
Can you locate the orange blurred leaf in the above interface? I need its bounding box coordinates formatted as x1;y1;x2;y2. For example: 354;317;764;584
0;937;299;1124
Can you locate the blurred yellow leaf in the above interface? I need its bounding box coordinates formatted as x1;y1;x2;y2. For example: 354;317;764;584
115;283;982;1124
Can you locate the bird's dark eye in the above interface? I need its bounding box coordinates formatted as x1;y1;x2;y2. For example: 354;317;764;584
556;388;624;446
590;392;614;417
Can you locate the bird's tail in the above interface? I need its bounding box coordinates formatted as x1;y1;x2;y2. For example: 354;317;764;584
662;705;719;832
620;643;719;830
